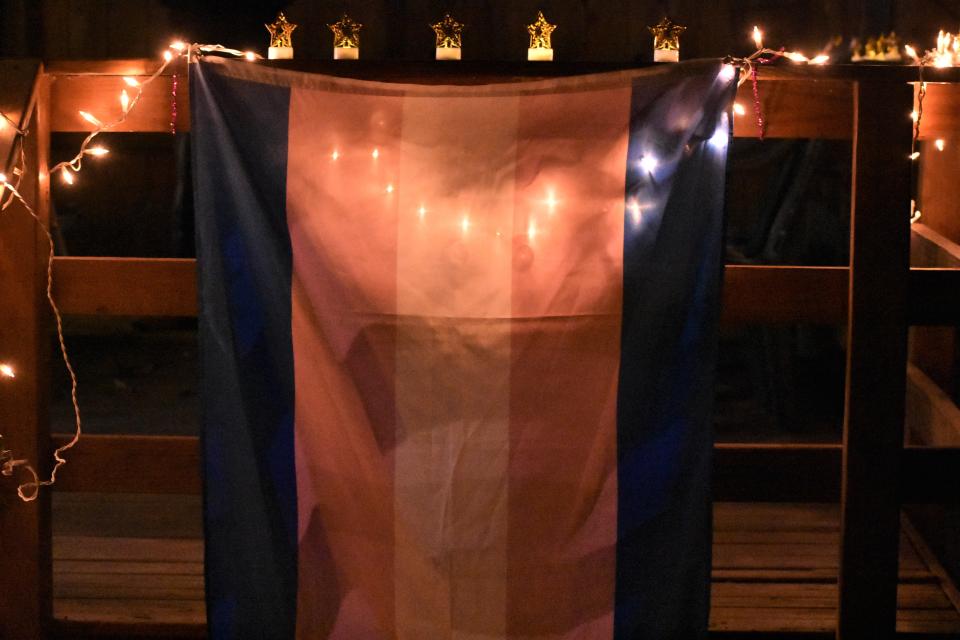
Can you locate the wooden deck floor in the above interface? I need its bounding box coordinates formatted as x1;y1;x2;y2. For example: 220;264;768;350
51;496;960;637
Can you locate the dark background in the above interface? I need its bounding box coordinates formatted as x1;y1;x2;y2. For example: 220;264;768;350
2;0;960;63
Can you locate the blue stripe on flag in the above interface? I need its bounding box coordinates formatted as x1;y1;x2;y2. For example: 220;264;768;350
614;69;732;640
192;62;298;640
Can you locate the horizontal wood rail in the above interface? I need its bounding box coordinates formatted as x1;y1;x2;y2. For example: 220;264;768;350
51;257;960;326
50;434;960;503
44;59;859;139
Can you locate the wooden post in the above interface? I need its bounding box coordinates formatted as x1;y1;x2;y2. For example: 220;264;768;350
0;63;51;639
836;79;912;638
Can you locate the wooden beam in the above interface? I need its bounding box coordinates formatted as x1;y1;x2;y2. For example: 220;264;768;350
0;62;52;640
837;78;913;639
50;435;200;495
722;265;847;324
732;80;853;140
52;257;197;317
48;435;960;504
49;61;189;133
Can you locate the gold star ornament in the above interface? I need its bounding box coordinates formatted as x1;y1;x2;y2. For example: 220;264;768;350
329;13;362;49
265;12;297;49
649;17;686;52
527;11;556;50
431;13;464;49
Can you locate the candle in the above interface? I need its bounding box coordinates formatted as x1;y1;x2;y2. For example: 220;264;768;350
436;47;461;60
334;47;359;60
654;49;679;62
268;46;293;60
527;48;553;61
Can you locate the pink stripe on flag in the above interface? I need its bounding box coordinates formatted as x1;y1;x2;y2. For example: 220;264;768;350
393;94;518;638
508;86;631;638
287;87;403;639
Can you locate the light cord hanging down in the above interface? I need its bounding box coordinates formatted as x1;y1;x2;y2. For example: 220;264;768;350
0;41;254;501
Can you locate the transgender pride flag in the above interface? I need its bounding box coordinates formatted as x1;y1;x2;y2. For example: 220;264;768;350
192;57;735;640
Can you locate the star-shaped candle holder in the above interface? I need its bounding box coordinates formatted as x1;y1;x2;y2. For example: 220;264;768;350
527;11;556;61
432;13;464;60
266;12;297;59
648;17;686;62
329;13;362;59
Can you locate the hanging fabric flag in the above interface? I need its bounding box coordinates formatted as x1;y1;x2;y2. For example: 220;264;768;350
192;57;735;640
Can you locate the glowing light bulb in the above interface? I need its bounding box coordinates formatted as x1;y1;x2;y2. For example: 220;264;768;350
163;50;173;62
527;219;538;241
86;146;109;156
718;64;737;82
61;169;75;185
0;173;7;184
709;114;730;149
910;151;920;160
78;110;101;127
0;363;14;378
120;89;130;112
331;150;339;160
123;76;140;87
170;41;187;51
385;183;394;193
905;44;919;62
783;51;808;63
752;26;763;50
418;205;427;220
638;155;659;173
0;117;6;131
911;110;919;123
461;215;470;234
244;51;257;61
935;139;946;151
627;199;642;226
545;190;558;210
372;148;380;159
810;54;829;65
733;102;746;116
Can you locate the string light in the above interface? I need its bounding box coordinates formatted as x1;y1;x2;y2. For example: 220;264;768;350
910;151;921;160
372;148;380;159
733;102;746;116
935;138;946;151
752;26;763;50
0;40;255;501
244;51;257;62
78;110;102;127
639;155;658;173
331;149;339;160
385;183;394;193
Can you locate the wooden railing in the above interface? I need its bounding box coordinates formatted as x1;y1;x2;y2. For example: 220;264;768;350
3;58;960;638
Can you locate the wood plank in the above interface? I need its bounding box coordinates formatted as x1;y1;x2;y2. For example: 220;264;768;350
48;56;189;133
50;435;200;494
913;83;960;142
722;265;847;325
906;364;960;447
46;436;960;503
732;79;853;140
0;61;51;640
837;78;913;639
53;257;197;317
55;573;203;601
53;536;202;562
911;223;960;268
